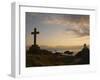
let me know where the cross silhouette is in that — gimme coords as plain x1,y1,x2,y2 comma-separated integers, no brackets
31,28,39,46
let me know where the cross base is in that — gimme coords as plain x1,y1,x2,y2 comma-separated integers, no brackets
28,44,40,54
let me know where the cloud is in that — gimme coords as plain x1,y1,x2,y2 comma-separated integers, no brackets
65,22,89,37
43,14,89,37
26,13,89,37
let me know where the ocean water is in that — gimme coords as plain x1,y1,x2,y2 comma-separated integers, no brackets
40,46,83,56
26,45,87,56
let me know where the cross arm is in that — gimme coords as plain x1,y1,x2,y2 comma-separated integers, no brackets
31,32,39,34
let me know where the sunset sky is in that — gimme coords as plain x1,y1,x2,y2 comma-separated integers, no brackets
26,12,89,52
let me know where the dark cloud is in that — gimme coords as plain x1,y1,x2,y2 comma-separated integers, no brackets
64,15,89,37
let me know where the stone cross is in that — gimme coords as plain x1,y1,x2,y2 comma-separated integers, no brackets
31,28,39,46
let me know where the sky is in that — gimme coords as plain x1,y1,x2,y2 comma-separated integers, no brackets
26,12,89,52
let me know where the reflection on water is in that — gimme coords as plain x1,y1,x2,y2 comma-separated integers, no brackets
41,48,79,54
